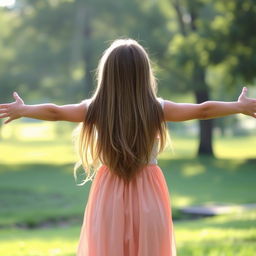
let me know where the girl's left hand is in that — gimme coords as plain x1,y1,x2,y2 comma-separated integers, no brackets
238,87,256,118
0,92,25,124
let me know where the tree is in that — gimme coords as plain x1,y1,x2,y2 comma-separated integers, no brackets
0,0,169,103
166,0,214,155
159,0,256,156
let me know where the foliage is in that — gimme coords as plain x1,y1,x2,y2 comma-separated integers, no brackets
0,0,169,104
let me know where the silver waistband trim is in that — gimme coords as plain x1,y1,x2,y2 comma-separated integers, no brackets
147,158,157,164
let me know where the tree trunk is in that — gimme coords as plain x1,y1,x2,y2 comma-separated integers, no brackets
171,0,214,156
172,0,187,36
188,3,214,156
195,89,214,156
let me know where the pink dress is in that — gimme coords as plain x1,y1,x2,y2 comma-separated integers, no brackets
76,98,176,256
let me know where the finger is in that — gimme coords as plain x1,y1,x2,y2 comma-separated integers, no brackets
0,113,9,118
13,91,19,100
0,104,10,109
3,118,13,124
0,109,7,113
242,86,248,96
13,91,23,103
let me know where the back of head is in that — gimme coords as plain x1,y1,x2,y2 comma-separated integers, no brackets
74,39,168,185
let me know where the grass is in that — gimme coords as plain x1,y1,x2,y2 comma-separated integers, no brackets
1,120,256,164
0,158,255,228
161,133,256,159
175,209,256,256
0,163,89,227
162,157,256,207
0,225,79,256
0,210,255,256
0,121,256,255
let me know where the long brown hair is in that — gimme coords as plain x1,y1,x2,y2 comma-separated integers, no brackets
73,39,170,185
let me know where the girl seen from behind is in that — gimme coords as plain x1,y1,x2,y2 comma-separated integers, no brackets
1,39,256,256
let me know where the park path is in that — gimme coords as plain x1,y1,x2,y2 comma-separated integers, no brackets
181,203,256,216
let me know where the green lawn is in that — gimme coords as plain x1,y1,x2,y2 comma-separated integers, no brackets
175,209,256,256
0,210,255,256
0,158,255,228
0,122,255,255
0,163,90,228
1,120,256,164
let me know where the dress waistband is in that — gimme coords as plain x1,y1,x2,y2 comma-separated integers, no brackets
101,163,158,169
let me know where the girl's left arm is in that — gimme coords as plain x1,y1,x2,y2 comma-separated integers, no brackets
0,92,88,124
163,87,256,122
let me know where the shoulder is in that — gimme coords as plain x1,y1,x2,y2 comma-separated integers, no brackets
156,97,165,109
68,98,93,122
81,98,93,106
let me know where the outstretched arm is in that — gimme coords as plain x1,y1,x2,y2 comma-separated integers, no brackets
0,92,88,124
163,87,256,122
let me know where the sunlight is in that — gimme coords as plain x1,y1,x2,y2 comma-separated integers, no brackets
182,164,205,177
172,195,193,207
0,0,16,7
2,122,56,140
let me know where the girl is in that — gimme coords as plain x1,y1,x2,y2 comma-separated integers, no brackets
0,39,256,256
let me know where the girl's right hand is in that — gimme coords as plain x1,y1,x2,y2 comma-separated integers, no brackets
0,92,25,124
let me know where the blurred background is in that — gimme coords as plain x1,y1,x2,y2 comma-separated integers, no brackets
0,0,256,255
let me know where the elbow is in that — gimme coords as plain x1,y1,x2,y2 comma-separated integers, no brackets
199,102,211,120
50,104,60,121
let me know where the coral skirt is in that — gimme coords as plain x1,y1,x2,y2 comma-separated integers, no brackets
76,164,176,256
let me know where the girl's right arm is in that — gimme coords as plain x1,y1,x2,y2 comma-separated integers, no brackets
163,87,256,122
0,92,89,124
